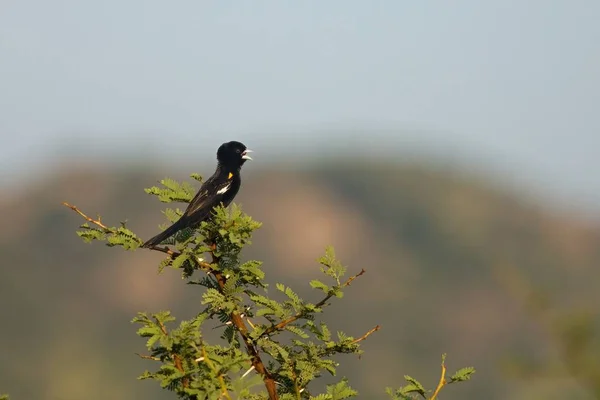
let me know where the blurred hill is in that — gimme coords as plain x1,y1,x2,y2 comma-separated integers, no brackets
1,161,599,400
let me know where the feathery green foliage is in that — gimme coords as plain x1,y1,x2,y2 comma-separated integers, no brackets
64,172,474,399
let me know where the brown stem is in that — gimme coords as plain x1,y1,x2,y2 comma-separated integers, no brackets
148,244,180,258
262,269,366,336
136,353,161,361
154,316,168,335
63,202,113,232
351,325,381,344
429,357,447,400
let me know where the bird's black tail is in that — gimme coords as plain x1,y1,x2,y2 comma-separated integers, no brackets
142,220,183,248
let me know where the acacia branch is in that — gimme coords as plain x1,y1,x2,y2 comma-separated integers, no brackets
64,201,278,397
210,247,279,400
63,202,113,232
62,203,233,279
148,244,180,258
316,324,381,358
429,356,447,400
351,325,381,344
136,353,161,361
154,316,168,336
262,269,366,336
62,202,185,258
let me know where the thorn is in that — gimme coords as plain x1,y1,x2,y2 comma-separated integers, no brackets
241,365,255,378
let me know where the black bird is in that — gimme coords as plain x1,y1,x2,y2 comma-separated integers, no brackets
142,141,252,248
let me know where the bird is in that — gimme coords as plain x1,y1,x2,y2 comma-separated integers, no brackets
142,141,252,248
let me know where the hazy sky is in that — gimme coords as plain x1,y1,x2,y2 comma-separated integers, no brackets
1,1,599,215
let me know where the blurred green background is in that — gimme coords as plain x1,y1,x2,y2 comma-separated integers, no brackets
2,2,600,399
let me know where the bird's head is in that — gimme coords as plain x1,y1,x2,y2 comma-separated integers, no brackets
217,141,253,169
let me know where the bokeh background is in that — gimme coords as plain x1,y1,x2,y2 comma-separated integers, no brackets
2,2,600,399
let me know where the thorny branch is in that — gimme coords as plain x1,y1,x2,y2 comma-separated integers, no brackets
62,202,233,391
63,201,377,400
351,325,381,345
430,356,447,400
62,202,112,231
136,353,160,361
209,246,280,400
62,202,181,258
262,269,367,337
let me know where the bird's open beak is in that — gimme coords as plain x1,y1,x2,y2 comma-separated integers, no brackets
242,149,253,160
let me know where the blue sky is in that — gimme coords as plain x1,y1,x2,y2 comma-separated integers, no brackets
1,1,599,216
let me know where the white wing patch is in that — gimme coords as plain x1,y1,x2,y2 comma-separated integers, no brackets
217,183,231,195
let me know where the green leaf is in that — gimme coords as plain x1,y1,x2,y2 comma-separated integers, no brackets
158,257,172,274
144,178,195,203
310,395,332,400
202,288,226,308
326,378,358,399
171,253,191,270
310,279,330,293
310,394,332,400
137,326,159,337
449,366,476,382
398,383,424,395
190,172,203,182
318,246,347,284
163,207,183,223
285,325,309,339
399,375,426,397
250,294,286,319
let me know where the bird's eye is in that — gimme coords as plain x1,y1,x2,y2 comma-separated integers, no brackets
236,149,241,153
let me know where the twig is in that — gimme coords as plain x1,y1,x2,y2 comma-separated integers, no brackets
173,355,187,388
148,244,180,258
136,353,161,361
429,356,447,400
315,324,381,359
262,269,367,336
62,203,226,280
202,346,232,400
351,325,381,344
62,202,188,259
63,202,113,232
154,316,168,336
344,268,366,286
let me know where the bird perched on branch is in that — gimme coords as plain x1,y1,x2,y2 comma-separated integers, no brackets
142,141,252,248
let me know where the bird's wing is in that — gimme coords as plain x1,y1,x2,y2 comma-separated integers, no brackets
182,176,231,218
